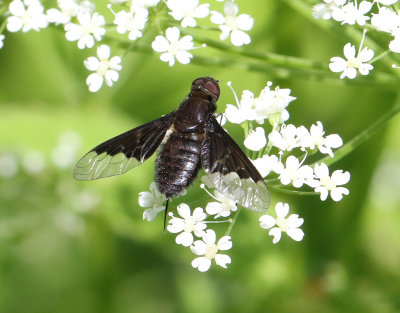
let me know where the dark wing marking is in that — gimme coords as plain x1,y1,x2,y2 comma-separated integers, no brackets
73,112,175,180
201,116,270,212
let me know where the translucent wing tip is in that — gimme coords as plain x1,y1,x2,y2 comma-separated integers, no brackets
207,171,270,213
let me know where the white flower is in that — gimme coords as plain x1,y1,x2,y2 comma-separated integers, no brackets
131,0,160,10
225,89,257,124
84,44,122,92
0,35,5,49
51,130,81,168
389,34,400,53
47,0,94,25
112,7,148,40
375,0,398,5
191,229,232,272
259,202,304,244
276,155,317,188
371,6,399,34
225,82,295,125
64,12,106,49
205,189,237,218
151,27,194,66
244,127,267,151
303,121,343,157
332,0,372,26
167,203,207,246
0,153,18,178
268,124,309,151
7,0,48,33
22,150,45,174
253,83,296,125
139,182,166,221
329,42,374,79
110,0,129,3
252,154,281,178
314,163,350,201
312,0,346,20
210,0,253,46
167,0,209,28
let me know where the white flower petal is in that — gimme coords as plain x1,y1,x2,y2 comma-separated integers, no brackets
315,186,329,201
176,232,194,246
330,187,349,201
343,43,356,59
165,26,180,42
86,73,103,92
331,170,350,185
215,254,231,268
287,214,304,228
177,203,191,218
167,218,185,233
192,257,211,272
275,202,289,218
190,240,207,255
269,227,282,244
259,214,276,229
151,36,169,52
143,206,165,221
287,228,304,241
97,44,110,59
217,236,232,250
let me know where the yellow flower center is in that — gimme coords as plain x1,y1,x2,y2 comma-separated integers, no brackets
97,59,110,76
320,176,336,191
276,216,289,232
205,243,219,259
346,57,362,69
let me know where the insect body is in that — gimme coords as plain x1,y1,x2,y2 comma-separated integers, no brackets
73,77,269,212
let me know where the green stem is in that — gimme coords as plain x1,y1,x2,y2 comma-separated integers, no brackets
191,55,400,90
370,50,390,64
103,35,400,90
268,185,318,196
188,32,326,70
311,100,400,167
224,206,242,236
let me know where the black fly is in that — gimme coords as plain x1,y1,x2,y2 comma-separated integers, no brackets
73,77,269,212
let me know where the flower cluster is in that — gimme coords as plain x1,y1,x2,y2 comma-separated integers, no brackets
139,81,350,272
139,186,233,272
0,0,255,91
313,0,400,78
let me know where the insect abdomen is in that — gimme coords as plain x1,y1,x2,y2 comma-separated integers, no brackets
155,131,203,198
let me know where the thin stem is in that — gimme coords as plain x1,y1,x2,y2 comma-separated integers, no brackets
102,35,400,90
370,49,390,64
224,206,242,236
268,185,319,196
186,31,326,70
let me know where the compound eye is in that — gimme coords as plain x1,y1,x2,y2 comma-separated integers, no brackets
192,78,204,86
204,80,220,98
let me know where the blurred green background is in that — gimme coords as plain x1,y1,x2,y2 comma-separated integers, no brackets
1,1,400,313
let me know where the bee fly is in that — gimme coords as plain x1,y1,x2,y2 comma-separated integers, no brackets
73,77,270,217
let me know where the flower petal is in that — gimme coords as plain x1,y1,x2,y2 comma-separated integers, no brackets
192,257,211,272
215,254,231,268
269,227,282,244
259,214,276,229
287,228,304,241
275,202,289,218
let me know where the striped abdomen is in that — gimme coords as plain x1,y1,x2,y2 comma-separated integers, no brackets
155,131,204,198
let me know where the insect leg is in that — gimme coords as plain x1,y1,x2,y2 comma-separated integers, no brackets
163,199,170,232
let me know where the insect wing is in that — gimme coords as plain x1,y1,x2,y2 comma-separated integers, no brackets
73,112,175,180
202,117,270,212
